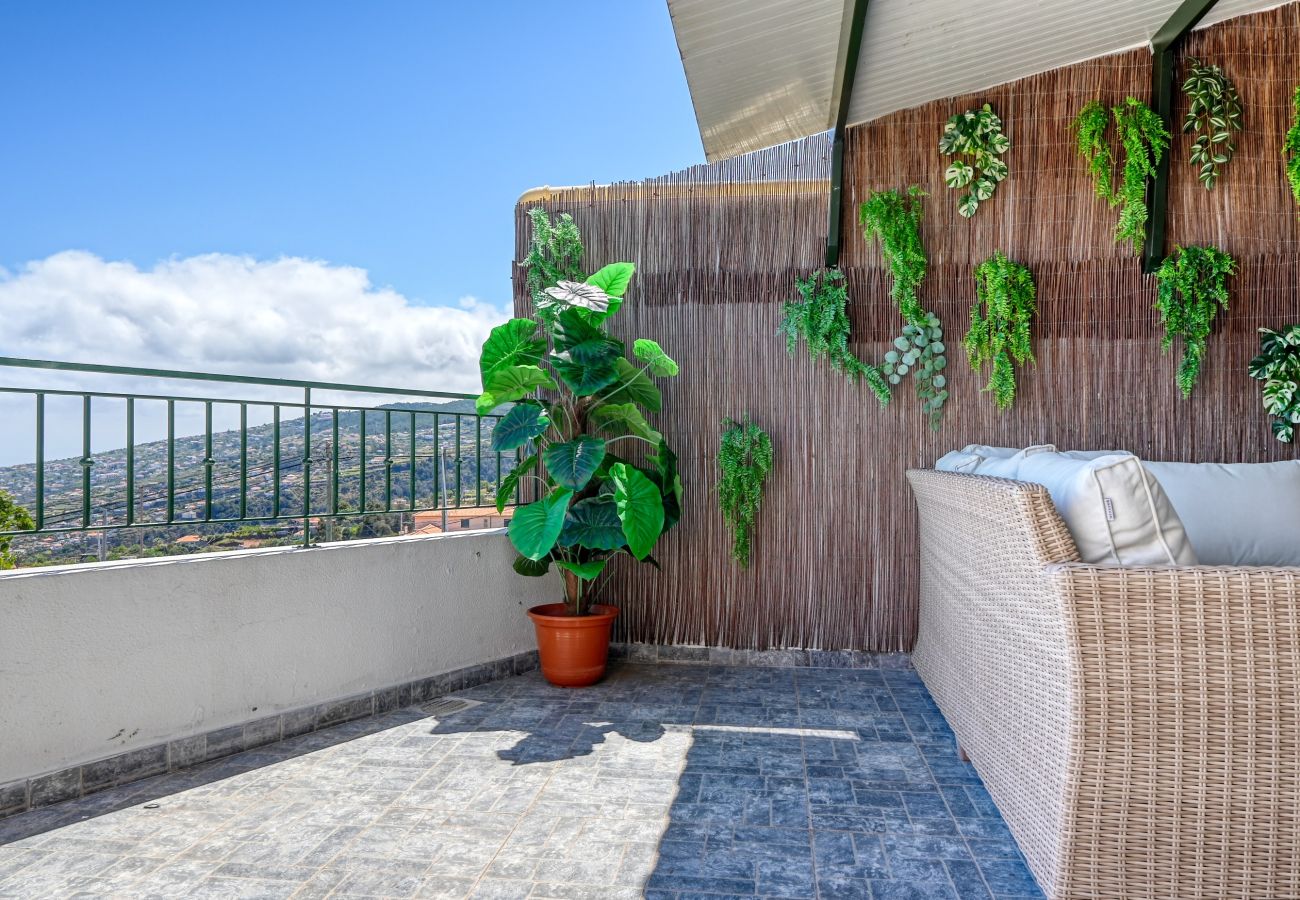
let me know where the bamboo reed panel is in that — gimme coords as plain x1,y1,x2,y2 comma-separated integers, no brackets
514,3,1300,652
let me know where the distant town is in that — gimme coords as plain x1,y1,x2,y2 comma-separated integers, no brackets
0,402,517,568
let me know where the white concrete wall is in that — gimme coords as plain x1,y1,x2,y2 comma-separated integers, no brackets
0,530,558,783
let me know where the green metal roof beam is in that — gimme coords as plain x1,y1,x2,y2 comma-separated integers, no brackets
825,0,871,268
1142,0,1222,274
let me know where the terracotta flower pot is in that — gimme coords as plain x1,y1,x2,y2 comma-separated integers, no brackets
527,603,619,687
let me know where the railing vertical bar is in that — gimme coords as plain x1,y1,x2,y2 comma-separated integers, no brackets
166,400,175,523
81,394,92,529
433,414,441,508
239,404,248,520
384,409,393,513
203,401,213,521
359,408,367,513
408,411,417,514
454,415,462,508
494,425,502,511
125,398,135,526
515,446,522,506
331,408,339,516
302,387,311,546
475,416,483,507
35,393,45,530
273,406,281,518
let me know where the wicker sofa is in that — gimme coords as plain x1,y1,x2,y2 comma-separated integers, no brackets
907,469,1300,900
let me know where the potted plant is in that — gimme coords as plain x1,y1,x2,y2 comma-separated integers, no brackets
476,209,682,686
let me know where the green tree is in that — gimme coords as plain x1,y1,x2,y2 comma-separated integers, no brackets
0,490,35,569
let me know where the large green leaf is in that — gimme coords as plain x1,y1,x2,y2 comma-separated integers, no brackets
648,439,683,531
559,497,625,550
610,463,664,561
477,365,558,414
555,558,608,581
513,554,552,577
480,319,545,382
495,453,537,513
590,402,661,443
542,437,607,491
550,353,619,396
599,358,661,412
490,402,550,452
587,262,635,298
552,307,604,351
633,339,679,377
507,488,572,560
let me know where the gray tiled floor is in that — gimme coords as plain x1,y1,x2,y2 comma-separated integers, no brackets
0,663,1042,899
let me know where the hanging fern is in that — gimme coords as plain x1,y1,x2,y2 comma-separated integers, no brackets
717,416,773,568
881,313,949,430
1153,245,1236,398
780,268,890,404
859,186,928,326
1114,98,1171,253
1285,85,1300,215
1182,57,1243,189
965,251,1037,411
1071,97,1170,254
1073,101,1117,203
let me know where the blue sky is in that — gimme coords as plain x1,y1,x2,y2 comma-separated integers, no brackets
0,1,705,464
0,1,703,308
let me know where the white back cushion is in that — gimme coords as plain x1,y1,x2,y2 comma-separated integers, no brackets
936,444,1054,479
1143,460,1300,567
1012,452,1198,566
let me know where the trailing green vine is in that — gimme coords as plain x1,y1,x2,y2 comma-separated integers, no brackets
939,103,1011,218
1285,85,1300,215
523,208,585,324
965,251,1037,411
1182,58,1243,189
859,186,928,326
1248,325,1300,443
1153,245,1236,398
717,416,773,568
781,268,891,404
881,313,949,430
1071,97,1171,254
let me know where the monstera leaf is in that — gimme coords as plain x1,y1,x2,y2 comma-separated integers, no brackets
591,402,661,443
495,453,537,513
559,497,625,551
600,358,661,412
480,319,546,381
610,463,664,561
540,280,612,313
633,339,679,377
543,437,607,491
507,488,572,560
555,558,608,581
490,402,550,452
477,365,557,414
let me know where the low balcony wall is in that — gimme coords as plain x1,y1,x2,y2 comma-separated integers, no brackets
0,530,555,790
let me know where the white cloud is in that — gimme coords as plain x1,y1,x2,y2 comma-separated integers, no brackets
0,250,508,393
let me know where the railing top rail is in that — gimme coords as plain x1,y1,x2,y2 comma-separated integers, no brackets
0,357,476,401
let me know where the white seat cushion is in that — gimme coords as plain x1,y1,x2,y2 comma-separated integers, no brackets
1143,460,1300,567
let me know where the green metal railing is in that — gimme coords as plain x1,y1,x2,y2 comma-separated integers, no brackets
0,357,518,549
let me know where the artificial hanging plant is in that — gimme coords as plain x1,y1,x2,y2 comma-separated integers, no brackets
965,251,1037,411
1249,325,1300,443
859,186,928,326
781,268,891,404
480,208,683,616
1285,85,1300,215
1152,244,1236,398
939,103,1011,218
717,416,774,568
859,186,949,427
1181,58,1243,189
1071,98,1171,254
881,314,949,430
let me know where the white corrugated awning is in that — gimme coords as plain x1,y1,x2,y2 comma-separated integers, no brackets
668,0,1285,162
